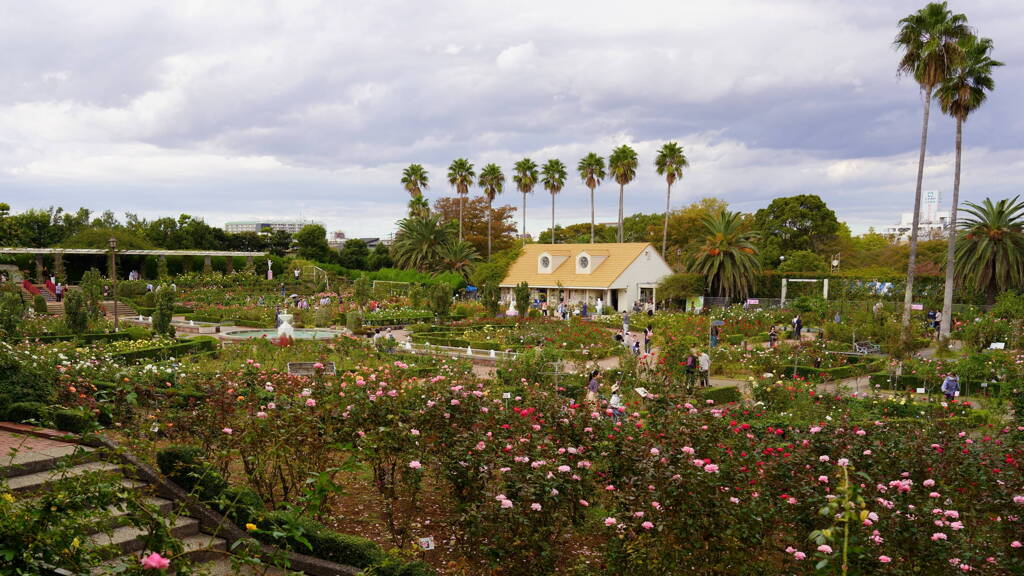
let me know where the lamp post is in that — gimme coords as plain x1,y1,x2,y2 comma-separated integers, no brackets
108,237,119,332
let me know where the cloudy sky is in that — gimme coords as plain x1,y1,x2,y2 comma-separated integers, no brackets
2,0,1022,238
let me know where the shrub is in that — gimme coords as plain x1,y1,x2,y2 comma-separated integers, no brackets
4,401,45,423
156,445,228,502
63,289,89,334
428,283,453,318
365,554,436,576
217,485,266,526
698,386,742,405
346,311,363,332
120,326,153,340
0,289,26,336
513,282,530,317
152,287,176,337
263,509,384,568
52,408,95,433
33,294,49,315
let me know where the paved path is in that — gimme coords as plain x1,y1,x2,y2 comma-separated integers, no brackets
0,425,82,471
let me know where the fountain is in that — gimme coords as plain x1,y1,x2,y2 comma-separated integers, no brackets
277,313,295,340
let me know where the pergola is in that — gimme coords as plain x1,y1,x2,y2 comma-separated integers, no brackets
0,247,267,281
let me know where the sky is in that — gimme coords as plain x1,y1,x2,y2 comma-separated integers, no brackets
1,0,1023,239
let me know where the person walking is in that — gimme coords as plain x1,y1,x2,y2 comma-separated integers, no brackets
768,325,778,348
643,324,653,354
684,348,698,392
792,314,803,341
585,370,601,408
698,350,711,388
941,373,960,403
55,282,63,302
710,324,720,348
622,310,630,334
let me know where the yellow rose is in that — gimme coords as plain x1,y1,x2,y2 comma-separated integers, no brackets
245,523,258,532
1,493,14,503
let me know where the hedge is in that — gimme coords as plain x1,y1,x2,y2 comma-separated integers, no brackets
3,401,45,423
698,386,742,405
23,332,132,344
109,336,219,363
52,408,95,433
263,510,384,569
867,372,999,396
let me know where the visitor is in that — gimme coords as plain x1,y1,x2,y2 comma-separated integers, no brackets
684,348,698,391
585,370,601,407
632,339,641,356
279,283,286,298
698,350,710,388
275,305,282,328
103,285,110,298
582,302,589,318
623,310,630,334
608,383,624,423
257,295,265,306
833,311,841,324
0,271,7,283
622,330,632,351
643,324,653,354
146,283,153,292
926,309,936,329
792,314,803,340
872,301,884,319
55,282,63,302
596,298,603,316
710,324,720,348
934,311,943,339
541,300,548,316
294,268,300,280
768,325,778,348
941,373,960,402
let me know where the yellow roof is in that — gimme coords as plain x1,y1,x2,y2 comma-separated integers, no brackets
500,243,653,289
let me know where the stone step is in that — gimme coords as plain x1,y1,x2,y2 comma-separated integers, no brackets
89,533,229,575
0,443,96,479
6,461,123,493
88,515,200,557
199,557,292,575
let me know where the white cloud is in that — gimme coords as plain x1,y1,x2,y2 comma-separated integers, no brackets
496,42,537,70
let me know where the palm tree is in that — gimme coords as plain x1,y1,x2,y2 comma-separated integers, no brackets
392,213,456,272
954,196,1024,303
477,163,506,258
435,238,479,279
541,159,568,244
447,158,476,241
687,210,761,299
608,145,638,243
512,158,539,243
401,164,430,217
935,35,1002,340
894,1,971,338
577,153,606,243
655,142,689,256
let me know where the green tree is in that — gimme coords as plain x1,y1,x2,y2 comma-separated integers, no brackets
654,142,689,256
434,239,478,279
577,153,607,243
664,198,730,268
434,196,518,257
936,35,1003,339
152,287,176,337
954,197,1024,303
294,224,332,263
367,243,393,271
447,159,476,241
608,145,639,243
480,282,500,317
777,250,827,274
541,159,567,244
338,239,370,270
894,1,970,335
429,282,453,318
514,282,530,318
402,163,430,217
79,268,103,321
513,158,539,242
62,290,88,334
687,210,761,299
392,214,456,272
477,163,506,257
267,230,293,256
0,290,25,337
754,195,839,263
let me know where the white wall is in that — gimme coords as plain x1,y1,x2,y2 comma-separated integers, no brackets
609,246,673,312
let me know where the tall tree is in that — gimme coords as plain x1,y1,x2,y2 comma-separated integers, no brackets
753,194,840,265
293,224,332,263
936,35,1002,340
894,1,970,338
608,145,638,243
687,210,761,299
954,197,1024,303
402,163,430,217
540,159,568,244
477,163,506,258
433,196,518,257
577,153,606,243
512,158,539,243
654,142,689,256
392,213,457,272
447,158,476,241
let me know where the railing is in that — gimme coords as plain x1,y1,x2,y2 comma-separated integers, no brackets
304,265,330,290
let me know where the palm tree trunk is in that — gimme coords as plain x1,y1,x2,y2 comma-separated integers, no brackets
617,184,624,243
487,199,493,258
662,182,672,256
551,194,556,244
590,186,595,243
939,116,963,342
459,194,464,242
901,86,934,341
522,193,527,244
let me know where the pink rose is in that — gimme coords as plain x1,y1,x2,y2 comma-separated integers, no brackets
604,517,617,526
793,551,806,560
531,502,542,511
500,499,513,509
578,499,589,507
817,545,833,554
879,556,891,563
641,521,654,530
140,552,170,570
408,460,422,470
305,398,316,407
222,427,233,435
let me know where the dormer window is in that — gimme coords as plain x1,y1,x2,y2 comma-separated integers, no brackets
540,255,551,268
579,256,589,269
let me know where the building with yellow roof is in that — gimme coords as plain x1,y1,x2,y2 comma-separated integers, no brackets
499,243,673,313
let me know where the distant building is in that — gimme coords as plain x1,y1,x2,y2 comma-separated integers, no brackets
882,190,950,242
328,231,347,249
500,243,672,313
224,220,323,235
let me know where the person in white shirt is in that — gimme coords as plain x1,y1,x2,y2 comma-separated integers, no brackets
698,351,711,388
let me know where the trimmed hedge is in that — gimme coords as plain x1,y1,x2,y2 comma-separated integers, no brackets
156,445,229,503
24,332,133,344
109,336,220,363
867,372,999,396
52,408,95,433
698,386,742,405
263,510,384,569
4,401,45,423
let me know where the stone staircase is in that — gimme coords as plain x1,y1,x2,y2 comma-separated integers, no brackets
100,300,138,319
0,436,278,575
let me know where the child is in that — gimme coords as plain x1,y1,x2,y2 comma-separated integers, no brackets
608,383,624,423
